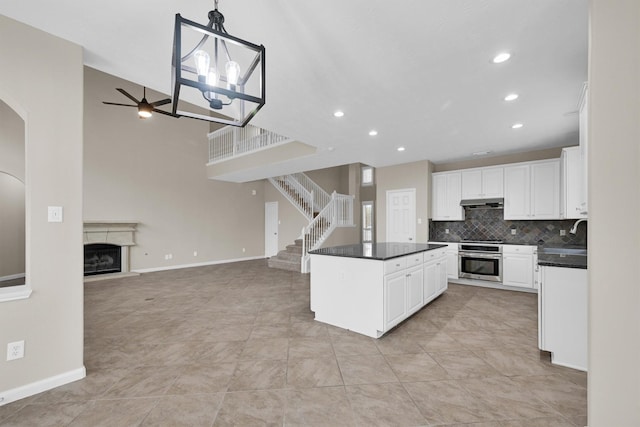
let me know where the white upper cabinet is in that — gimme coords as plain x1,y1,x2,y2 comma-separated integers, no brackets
561,146,587,219
461,167,504,199
504,160,560,220
432,171,464,221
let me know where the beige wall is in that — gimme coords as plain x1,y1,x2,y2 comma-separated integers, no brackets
588,1,640,425
83,68,266,270
432,147,566,172
376,160,430,243
0,15,84,394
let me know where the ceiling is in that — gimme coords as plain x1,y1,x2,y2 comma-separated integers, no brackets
0,0,588,181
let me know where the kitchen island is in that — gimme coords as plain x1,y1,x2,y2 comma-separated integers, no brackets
309,243,447,338
537,249,588,371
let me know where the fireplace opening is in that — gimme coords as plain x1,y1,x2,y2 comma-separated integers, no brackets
84,243,121,276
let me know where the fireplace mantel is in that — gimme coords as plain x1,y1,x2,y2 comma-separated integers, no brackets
83,221,138,246
83,221,139,279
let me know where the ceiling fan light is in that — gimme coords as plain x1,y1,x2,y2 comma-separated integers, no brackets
138,104,153,118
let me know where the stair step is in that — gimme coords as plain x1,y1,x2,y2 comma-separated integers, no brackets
286,244,302,254
267,258,300,272
276,250,301,261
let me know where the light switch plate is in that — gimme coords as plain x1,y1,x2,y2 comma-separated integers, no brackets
47,206,63,223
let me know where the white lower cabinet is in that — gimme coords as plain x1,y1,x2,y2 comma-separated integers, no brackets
383,271,407,331
406,265,424,315
424,253,447,304
502,245,536,289
538,266,588,371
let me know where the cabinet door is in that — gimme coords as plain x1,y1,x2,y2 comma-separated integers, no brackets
446,251,458,279
406,265,424,315
482,167,504,198
431,174,448,220
502,254,534,288
446,173,464,220
384,271,407,330
461,170,482,199
561,147,586,219
423,261,438,304
531,160,560,219
436,258,448,293
504,165,530,219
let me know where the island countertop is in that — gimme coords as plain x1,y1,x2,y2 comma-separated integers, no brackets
308,242,446,261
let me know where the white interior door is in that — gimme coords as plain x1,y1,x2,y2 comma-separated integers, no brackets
386,189,416,243
265,202,278,257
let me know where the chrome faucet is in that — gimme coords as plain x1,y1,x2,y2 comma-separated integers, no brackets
570,218,587,234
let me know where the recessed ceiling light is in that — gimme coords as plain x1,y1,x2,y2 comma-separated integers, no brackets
504,93,519,101
333,111,344,118
512,123,524,129
492,52,511,63
397,146,405,152
327,147,335,152
369,130,378,136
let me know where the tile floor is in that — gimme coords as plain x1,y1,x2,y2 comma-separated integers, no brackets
0,259,587,426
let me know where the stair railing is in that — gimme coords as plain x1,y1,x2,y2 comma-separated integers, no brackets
267,176,314,220
208,124,293,164
300,191,355,273
291,172,331,212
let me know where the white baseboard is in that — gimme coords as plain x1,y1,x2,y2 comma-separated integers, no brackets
448,278,538,293
133,255,266,274
0,366,86,406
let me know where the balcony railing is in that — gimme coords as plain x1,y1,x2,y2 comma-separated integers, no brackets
207,124,293,164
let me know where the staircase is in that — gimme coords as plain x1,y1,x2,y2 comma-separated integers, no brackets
267,173,354,273
267,239,303,272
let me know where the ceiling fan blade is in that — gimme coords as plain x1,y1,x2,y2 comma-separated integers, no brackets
152,108,179,117
116,88,140,104
151,98,171,107
103,102,137,107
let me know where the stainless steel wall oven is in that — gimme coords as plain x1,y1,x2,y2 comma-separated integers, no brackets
458,241,502,282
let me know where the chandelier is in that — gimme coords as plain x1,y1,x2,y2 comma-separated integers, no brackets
171,0,265,127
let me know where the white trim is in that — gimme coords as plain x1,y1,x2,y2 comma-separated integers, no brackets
0,285,32,303
448,278,538,294
0,366,86,406
133,255,265,274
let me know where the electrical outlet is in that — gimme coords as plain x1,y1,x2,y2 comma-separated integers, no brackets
193,251,198,257
168,254,173,260
47,206,63,223
242,248,246,253
511,229,517,235
7,341,24,361
445,229,449,234
560,230,567,236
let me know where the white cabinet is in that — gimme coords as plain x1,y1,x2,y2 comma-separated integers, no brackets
504,160,560,220
406,265,424,315
461,167,504,199
423,249,447,304
538,266,588,371
502,245,536,289
429,241,458,280
383,271,407,331
561,147,587,219
432,172,464,221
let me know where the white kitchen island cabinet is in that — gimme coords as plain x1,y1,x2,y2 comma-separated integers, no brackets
310,243,447,338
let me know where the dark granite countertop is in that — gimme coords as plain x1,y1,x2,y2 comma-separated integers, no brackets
309,243,446,261
538,253,587,269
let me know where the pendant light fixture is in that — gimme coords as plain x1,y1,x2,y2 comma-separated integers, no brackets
171,0,265,127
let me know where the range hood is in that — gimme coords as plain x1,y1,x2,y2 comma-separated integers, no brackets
460,197,504,208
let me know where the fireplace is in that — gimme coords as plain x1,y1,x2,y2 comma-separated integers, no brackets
83,221,138,279
84,244,121,276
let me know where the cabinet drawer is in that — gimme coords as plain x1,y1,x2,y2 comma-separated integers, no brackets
406,253,424,268
384,257,407,275
503,245,536,255
424,249,446,262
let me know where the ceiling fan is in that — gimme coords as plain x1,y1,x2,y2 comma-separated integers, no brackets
103,87,175,119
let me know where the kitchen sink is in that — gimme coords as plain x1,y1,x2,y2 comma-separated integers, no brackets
540,247,588,256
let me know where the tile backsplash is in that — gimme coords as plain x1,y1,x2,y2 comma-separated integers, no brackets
429,207,587,246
